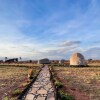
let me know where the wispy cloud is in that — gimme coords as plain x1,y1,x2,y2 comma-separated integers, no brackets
83,47,100,59
59,41,81,47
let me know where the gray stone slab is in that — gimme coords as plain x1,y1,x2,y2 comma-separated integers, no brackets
47,93,55,100
37,89,47,95
25,94,35,100
25,66,55,100
36,96,46,100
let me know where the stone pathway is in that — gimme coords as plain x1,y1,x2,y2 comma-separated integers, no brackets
25,66,55,100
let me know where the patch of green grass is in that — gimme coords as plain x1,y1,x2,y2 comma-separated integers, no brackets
55,81,63,88
2,97,9,100
59,90,74,100
52,72,63,88
53,77,56,81
12,89,22,96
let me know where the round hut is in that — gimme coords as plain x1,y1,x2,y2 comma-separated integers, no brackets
38,58,50,64
59,59,65,64
70,53,86,67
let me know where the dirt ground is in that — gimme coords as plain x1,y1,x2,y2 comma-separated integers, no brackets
52,66,100,100
0,66,40,100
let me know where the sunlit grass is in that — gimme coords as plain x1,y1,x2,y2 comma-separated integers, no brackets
0,65,40,100
53,66,100,99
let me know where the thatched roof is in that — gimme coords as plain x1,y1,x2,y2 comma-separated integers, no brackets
38,58,50,64
70,53,86,66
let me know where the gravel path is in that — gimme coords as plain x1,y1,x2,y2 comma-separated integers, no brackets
25,66,55,100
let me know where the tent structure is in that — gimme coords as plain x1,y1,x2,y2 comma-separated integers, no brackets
38,58,50,64
70,53,86,66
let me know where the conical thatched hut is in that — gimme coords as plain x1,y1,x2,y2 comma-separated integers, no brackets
70,53,86,67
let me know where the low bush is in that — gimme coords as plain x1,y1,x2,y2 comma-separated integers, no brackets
2,97,9,100
12,89,22,96
55,81,63,88
58,90,74,100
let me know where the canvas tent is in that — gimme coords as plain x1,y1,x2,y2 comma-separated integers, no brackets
38,58,50,64
70,53,86,66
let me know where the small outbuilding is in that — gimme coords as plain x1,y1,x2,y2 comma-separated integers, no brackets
59,59,65,64
5,58,18,63
70,53,86,67
38,58,50,64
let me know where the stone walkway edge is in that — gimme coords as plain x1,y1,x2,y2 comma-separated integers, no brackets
24,66,56,100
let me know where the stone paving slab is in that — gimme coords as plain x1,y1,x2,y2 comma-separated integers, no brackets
25,66,55,100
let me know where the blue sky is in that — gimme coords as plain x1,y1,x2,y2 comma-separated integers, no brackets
0,0,100,60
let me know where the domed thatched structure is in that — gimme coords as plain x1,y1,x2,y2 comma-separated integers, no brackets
38,58,50,64
70,53,86,67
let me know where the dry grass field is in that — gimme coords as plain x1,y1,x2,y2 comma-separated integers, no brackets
0,65,40,100
52,66,100,100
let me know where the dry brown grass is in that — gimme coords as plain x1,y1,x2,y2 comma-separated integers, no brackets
0,65,40,100
53,66,100,100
